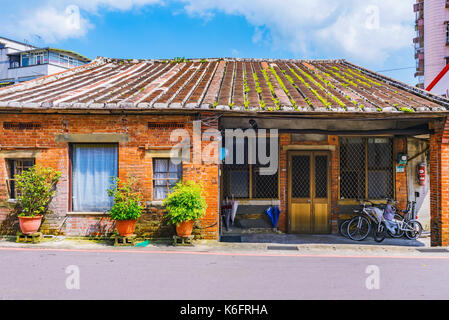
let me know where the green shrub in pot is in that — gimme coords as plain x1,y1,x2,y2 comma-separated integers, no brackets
14,165,61,234
163,181,207,226
108,176,144,237
108,176,144,221
14,165,61,217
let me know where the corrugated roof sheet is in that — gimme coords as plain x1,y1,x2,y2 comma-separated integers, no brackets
0,57,448,113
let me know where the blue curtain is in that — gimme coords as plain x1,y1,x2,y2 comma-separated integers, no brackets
72,144,118,212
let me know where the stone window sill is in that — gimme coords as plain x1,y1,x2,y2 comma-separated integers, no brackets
67,212,110,216
146,201,165,208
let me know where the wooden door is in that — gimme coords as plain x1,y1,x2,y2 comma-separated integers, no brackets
288,151,331,234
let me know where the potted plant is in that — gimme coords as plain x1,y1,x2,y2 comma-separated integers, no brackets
14,165,61,234
163,181,207,237
108,176,144,237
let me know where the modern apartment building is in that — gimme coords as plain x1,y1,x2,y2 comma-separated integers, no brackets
414,0,449,94
0,36,91,87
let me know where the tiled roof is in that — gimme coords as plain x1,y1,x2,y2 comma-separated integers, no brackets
0,57,448,113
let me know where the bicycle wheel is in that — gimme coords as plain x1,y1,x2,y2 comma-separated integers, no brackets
339,219,350,238
347,216,371,241
387,214,405,238
405,221,423,240
373,223,386,243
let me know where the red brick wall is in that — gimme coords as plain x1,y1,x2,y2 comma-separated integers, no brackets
429,118,449,246
0,113,219,239
278,133,290,232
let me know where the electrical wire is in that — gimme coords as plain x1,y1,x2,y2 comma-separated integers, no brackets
377,62,448,73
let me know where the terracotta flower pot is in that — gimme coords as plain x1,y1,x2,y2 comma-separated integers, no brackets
115,220,137,237
176,220,195,237
18,215,43,235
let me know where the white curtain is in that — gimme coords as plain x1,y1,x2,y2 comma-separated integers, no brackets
153,159,168,200
153,159,181,200
72,144,118,212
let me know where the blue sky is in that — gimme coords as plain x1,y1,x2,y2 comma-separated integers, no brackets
2,0,417,85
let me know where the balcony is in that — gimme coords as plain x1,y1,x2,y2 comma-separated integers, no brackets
414,2,424,12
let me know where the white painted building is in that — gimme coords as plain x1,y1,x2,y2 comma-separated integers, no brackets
0,36,91,87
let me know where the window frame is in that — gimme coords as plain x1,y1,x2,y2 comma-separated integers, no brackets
338,136,395,203
6,158,36,200
152,158,183,201
446,22,449,45
221,134,280,200
68,143,119,213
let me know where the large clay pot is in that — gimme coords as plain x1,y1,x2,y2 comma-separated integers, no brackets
18,216,43,235
115,220,137,237
176,220,195,237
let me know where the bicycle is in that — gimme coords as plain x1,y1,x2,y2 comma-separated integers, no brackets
346,199,398,241
346,200,382,241
339,219,351,238
341,198,397,240
374,201,422,242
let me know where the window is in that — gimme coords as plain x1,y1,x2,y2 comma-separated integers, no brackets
20,51,48,67
153,158,182,200
340,137,394,200
9,55,20,69
48,52,83,68
71,144,118,212
22,55,29,67
446,22,449,45
222,135,279,199
6,159,35,199
60,55,69,67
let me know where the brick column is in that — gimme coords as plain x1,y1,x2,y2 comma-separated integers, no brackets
394,136,408,211
278,133,291,233
430,117,449,246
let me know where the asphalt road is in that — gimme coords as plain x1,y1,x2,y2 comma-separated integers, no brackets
0,247,448,300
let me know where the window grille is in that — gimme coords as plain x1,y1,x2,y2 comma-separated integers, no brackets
6,159,35,199
291,155,310,198
148,122,185,129
3,122,41,130
340,137,394,200
222,135,278,199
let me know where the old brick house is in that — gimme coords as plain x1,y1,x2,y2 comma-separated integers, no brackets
1,57,449,246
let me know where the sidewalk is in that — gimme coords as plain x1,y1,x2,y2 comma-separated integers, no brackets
0,232,445,258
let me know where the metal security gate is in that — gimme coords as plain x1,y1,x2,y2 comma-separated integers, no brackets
288,151,331,234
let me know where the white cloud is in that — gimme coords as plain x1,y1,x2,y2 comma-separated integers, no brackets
2,0,415,63
14,5,92,43
2,0,164,43
180,0,415,63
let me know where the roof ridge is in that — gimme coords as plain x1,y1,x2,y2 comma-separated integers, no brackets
94,56,347,64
